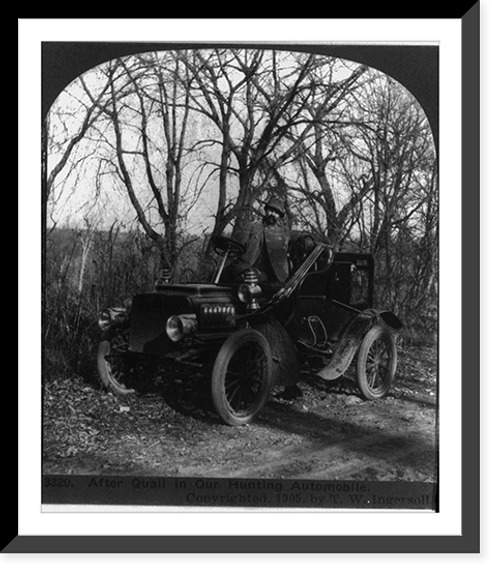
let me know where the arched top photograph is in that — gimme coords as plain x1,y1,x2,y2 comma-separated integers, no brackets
42,42,439,511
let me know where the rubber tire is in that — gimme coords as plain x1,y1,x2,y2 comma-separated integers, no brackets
97,336,136,396
253,317,299,389
212,329,273,426
356,325,397,400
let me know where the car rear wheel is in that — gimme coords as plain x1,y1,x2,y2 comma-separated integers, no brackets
356,325,397,400
212,329,273,426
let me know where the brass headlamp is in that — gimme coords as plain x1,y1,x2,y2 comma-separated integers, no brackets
237,268,262,310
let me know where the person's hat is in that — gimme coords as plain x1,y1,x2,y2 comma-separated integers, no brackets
265,196,286,217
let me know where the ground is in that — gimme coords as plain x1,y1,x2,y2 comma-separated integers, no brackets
42,344,438,483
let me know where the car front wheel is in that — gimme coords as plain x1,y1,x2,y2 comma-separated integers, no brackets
356,325,397,400
212,329,273,426
97,329,138,396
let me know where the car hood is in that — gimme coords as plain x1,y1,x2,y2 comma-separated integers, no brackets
154,283,234,297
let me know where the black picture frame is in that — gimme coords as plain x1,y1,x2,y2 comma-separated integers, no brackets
11,8,480,554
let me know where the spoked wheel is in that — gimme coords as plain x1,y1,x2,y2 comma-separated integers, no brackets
356,325,397,400
97,328,149,396
212,329,273,426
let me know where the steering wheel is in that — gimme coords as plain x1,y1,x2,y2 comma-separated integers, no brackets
212,235,246,257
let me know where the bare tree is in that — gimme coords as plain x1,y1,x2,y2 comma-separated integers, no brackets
43,70,116,234
336,72,438,323
71,53,199,272
178,50,370,247
46,49,437,326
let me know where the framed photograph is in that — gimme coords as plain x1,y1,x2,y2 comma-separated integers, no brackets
12,10,479,554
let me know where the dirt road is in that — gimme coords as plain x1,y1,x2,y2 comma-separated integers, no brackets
42,345,437,484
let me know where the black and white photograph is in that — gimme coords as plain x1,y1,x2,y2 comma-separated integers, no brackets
40,40,440,512
42,38,439,510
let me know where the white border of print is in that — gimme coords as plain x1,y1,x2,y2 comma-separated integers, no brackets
19,18,461,537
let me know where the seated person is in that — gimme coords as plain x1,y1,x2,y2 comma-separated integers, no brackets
222,196,291,283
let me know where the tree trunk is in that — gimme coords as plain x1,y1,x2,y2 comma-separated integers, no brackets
78,233,93,296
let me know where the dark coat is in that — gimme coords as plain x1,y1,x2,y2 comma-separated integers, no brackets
225,219,291,282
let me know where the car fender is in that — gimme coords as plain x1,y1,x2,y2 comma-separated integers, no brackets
98,306,130,341
317,309,397,381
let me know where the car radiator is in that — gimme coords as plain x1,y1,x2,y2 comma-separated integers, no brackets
129,294,191,355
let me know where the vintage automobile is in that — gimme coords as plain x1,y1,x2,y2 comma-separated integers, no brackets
97,234,402,426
